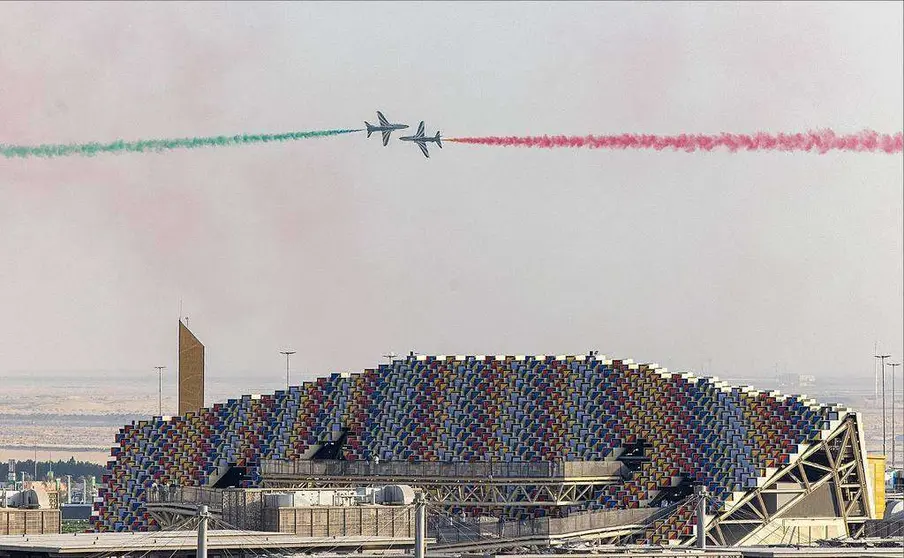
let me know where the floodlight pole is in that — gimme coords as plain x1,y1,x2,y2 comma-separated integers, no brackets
891,363,902,471
280,350,296,390
878,354,891,456
154,366,166,416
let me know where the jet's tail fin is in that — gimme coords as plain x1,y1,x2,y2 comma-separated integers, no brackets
365,122,374,138
435,132,442,148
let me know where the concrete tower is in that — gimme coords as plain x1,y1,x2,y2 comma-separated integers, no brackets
178,320,205,415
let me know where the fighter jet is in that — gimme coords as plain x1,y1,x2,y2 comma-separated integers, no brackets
399,121,442,158
364,111,409,146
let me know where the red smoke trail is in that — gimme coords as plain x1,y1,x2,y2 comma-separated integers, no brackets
446,129,903,154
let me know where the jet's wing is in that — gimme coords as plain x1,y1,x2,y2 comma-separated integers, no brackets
416,121,425,137
417,141,430,158
381,130,392,146
377,111,389,126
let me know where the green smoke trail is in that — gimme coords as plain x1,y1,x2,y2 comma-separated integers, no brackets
0,128,363,159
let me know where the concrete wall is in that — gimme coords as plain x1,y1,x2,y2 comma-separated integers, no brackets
0,509,61,535
262,505,414,538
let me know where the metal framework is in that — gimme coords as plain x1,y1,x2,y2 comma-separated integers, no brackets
146,486,225,530
428,505,675,552
691,414,872,547
147,502,221,531
148,414,871,552
260,460,624,509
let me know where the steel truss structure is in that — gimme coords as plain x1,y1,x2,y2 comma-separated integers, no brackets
689,414,873,547
147,502,221,530
148,413,871,552
261,468,623,509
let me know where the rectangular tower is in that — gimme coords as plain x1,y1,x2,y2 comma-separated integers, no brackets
178,320,205,415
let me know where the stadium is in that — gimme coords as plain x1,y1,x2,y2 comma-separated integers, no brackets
95,352,873,548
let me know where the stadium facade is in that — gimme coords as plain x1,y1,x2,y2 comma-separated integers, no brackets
96,354,873,545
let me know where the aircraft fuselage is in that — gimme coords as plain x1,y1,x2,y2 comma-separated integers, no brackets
371,124,408,132
400,135,439,143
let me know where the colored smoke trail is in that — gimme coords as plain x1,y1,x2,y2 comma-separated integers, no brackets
446,129,903,154
0,128,363,159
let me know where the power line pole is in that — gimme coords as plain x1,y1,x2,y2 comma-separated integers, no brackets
877,354,891,456
280,350,296,390
154,366,166,416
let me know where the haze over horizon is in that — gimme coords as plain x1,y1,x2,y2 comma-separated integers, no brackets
1,2,902,391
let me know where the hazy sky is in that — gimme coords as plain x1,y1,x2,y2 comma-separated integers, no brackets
1,2,901,398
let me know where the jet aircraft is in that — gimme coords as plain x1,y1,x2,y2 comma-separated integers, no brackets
364,111,409,146
399,121,442,158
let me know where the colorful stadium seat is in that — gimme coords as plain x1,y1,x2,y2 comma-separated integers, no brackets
95,354,830,542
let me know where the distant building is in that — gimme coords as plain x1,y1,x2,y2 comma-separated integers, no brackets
0,485,61,535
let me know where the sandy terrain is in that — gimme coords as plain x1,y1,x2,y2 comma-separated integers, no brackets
0,371,891,466
0,372,283,464
0,447,112,465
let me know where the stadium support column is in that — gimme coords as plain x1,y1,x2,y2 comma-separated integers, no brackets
197,505,209,558
695,485,708,550
414,491,426,558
